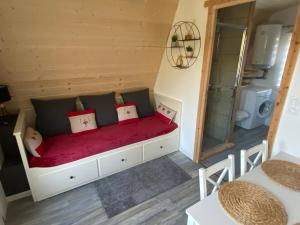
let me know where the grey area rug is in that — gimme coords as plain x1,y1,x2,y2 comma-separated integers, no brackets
95,156,191,218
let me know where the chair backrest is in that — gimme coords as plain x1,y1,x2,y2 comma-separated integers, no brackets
199,154,235,200
240,140,268,176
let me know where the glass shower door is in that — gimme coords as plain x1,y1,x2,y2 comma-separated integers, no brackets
202,21,248,153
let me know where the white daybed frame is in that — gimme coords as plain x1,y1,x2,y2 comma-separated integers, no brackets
13,93,182,202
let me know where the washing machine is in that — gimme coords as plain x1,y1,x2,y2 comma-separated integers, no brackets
236,86,273,130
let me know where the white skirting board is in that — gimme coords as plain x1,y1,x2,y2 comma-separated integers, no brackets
6,191,32,203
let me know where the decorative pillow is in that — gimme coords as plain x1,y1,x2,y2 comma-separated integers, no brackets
31,98,76,137
155,103,176,124
79,92,118,127
121,88,154,118
24,127,45,157
67,109,97,134
115,103,139,125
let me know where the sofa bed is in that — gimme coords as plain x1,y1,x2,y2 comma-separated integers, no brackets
13,90,181,201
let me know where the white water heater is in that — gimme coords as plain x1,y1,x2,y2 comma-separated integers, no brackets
252,24,282,69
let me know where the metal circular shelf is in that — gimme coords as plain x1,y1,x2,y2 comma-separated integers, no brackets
166,21,201,69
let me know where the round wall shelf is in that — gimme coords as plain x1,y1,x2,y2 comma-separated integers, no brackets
166,21,201,69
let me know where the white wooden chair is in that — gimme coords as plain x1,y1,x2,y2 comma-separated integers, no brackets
240,140,268,176
199,154,235,200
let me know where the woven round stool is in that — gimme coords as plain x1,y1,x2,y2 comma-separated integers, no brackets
218,181,287,225
262,160,300,192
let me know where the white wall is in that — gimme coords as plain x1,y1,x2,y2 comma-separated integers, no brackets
269,0,299,157
154,0,208,159
273,53,300,158
269,5,299,26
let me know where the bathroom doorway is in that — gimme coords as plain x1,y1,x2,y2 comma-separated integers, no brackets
201,3,252,156
194,0,300,161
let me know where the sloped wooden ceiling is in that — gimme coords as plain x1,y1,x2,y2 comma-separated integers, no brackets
0,0,178,111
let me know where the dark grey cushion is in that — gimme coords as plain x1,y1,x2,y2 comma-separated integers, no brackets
31,98,76,137
79,92,118,127
121,89,154,118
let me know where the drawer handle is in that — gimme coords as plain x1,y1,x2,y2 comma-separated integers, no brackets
121,158,127,162
70,176,76,179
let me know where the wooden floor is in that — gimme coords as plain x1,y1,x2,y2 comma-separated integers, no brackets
201,125,269,176
202,125,268,154
202,134,223,151
6,152,202,225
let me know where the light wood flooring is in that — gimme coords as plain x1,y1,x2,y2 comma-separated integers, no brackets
6,152,202,225
201,125,269,175
202,125,268,154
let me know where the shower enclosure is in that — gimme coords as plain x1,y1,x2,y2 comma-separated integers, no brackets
202,3,252,153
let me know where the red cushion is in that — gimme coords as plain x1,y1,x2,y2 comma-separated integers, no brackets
67,109,96,117
115,102,139,125
155,103,176,124
67,109,98,134
24,127,45,157
29,116,178,168
155,112,172,124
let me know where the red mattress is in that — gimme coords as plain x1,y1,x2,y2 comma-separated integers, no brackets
29,116,177,168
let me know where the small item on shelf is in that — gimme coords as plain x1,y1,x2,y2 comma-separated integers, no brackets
186,46,194,58
185,30,193,40
176,55,184,67
171,34,179,47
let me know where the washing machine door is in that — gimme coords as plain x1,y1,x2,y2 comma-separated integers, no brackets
257,100,273,119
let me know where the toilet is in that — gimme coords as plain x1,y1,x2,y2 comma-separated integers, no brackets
236,110,249,122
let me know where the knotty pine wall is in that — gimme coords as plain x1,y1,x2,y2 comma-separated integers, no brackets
0,0,178,112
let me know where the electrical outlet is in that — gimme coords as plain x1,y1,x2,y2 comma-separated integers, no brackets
287,95,300,116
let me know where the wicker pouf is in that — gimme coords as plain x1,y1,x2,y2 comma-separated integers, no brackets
262,160,300,192
218,181,287,225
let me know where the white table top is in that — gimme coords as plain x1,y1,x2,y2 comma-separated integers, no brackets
186,152,300,225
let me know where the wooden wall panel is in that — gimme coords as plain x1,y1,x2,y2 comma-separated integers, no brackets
0,0,178,111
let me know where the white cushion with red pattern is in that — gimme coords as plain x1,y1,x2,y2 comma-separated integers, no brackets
115,102,139,125
67,109,97,134
155,103,176,124
24,127,45,157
